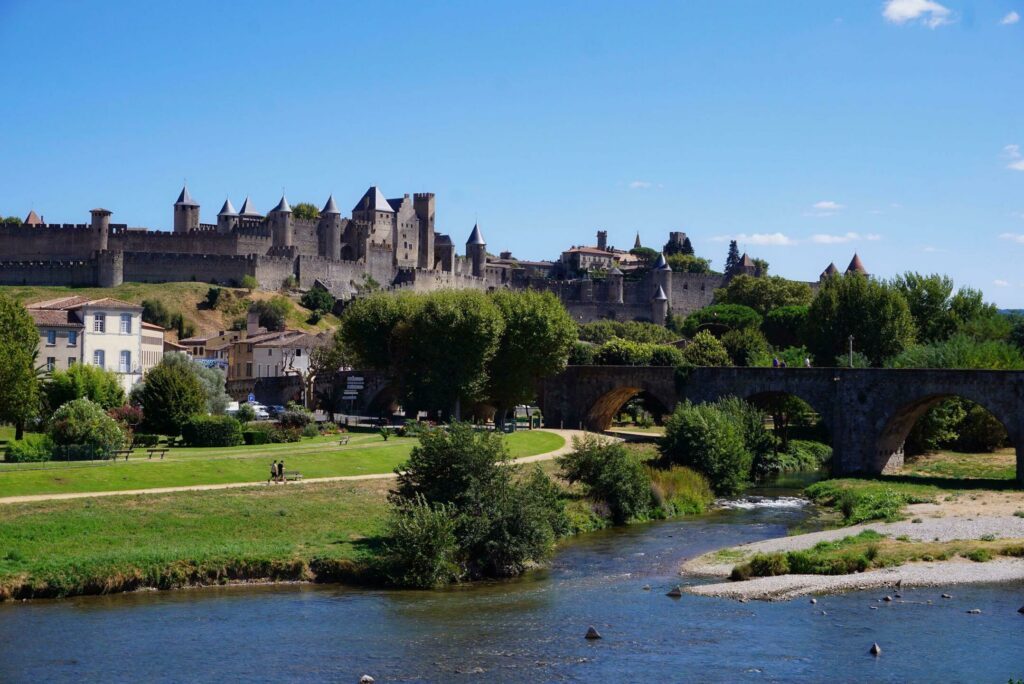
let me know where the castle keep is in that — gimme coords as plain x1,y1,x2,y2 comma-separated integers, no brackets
1,185,856,325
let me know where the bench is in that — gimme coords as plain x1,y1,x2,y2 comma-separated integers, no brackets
338,436,350,446
283,470,303,482
146,448,169,460
112,449,133,461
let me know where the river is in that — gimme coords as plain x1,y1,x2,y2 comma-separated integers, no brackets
1,487,1022,683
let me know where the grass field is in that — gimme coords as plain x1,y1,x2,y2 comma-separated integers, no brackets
902,448,1017,481
0,430,565,498
0,479,392,599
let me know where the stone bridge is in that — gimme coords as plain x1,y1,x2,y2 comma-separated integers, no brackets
537,366,1024,484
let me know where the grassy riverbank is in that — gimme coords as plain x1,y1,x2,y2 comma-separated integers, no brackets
0,430,565,498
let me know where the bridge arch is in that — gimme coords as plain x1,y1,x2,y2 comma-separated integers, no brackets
585,386,673,432
872,391,1020,477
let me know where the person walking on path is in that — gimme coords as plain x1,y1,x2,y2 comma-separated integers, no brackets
278,459,286,483
269,460,278,484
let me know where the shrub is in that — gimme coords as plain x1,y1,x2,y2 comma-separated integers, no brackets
240,275,258,292
381,496,462,588
648,344,685,367
747,552,790,576
646,465,714,516
720,328,770,367
301,423,320,438
135,361,206,435
681,304,762,337
45,363,127,411
131,433,160,448
269,427,302,443
4,433,55,462
108,405,144,429
681,330,731,367
662,401,752,495
966,548,992,563
47,398,126,458
277,408,312,429
568,341,596,365
236,403,257,423
301,288,335,315
593,338,653,366
181,415,244,447
578,320,678,345
558,435,653,524
252,297,290,331
243,429,271,445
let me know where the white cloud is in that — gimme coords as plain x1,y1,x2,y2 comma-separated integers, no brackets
999,232,1024,243
1000,10,1020,24
812,200,844,211
1005,144,1024,171
922,245,945,252
628,180,652,189
712,233,797,246
810,232,880,244
883,0,954,27
994,279,1011,287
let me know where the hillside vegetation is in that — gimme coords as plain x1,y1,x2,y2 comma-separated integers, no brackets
0,282,340,338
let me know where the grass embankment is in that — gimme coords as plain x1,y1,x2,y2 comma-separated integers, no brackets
0,430,565,498
0,282,340,336
730,529,1024,581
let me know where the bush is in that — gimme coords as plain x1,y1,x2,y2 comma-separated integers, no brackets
108,405,144,429
243,429,271,445
558,435,653,524
181,415,244,447
661,401,751,495
270,427,302,443
301,423,320,438
277,408,313,429
381,496,462,588
236,403,257,423
252,297,290,331
649,344,684,366
647,465,714,516
241,275,258,292
681,330,731,367
578,320,677,345
966,548,992,563
132,433,160,448
720,328,770,367
47,398,126,458
4,434,55,462
568,341,596,365
301,288,335,315
681,304,762,337
45,363,127,411
762,305,809,348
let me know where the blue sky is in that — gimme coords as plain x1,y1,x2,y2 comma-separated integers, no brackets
1,0,1023,306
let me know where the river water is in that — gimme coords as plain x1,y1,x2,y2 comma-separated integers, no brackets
1,490,1022,683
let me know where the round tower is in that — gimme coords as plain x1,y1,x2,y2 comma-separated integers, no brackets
466,223,486,278
173,185,200,233
217,198,238,234
651,285,668,325
653,252,673,311
318,195,342,258
90,208,111,252
269,195,293,248
608,266,624,304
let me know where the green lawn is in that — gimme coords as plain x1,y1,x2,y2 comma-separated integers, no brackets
0,479,392,599
902,448,1017,481
0,430,565,498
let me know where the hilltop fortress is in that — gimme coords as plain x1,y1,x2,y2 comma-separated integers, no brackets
1,185,861,325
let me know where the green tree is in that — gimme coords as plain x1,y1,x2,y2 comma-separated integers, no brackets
629,246,660,268
135,360,206,435
715,275,813,316
662,401,751,495
0,294,42,440
251,297,290,332
558,435,653,523
762,305,809,348
45,363,126,411
594,338,654,365
806,273,916,366
338,292,420,369
724,240,740,273
300,287,335,315
291,202,320,221
47,398,125,458
890,273,999,344
666,253,713,274
578,320,677,344
887,334,1024,370
152,352,231,414
398,290,504,416
486,290,576,418
240,275,258,292
681,330,731,366
720,327,770,367
682,304,762,337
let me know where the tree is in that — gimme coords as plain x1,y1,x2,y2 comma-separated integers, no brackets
291,202,320,221
663,235,695,257
2,216,23,225
806,273,915,366
629,246,660,269
486,290,576,418
762,305,809,348
47,398,126,458
666,253,713,274
681,330,731,366
752,258,769,276
284,336,347,410
681,236,695,256
681,304,762,337
251,297,290,332
715,275,813,316
300,287,335,315
578,320,677,345
241,275,258,292
135,360,206,435
720,328,770,367
887,334,1024,370
338,292,420,369
397,290,504,417
0,294,42,440
661,400,751,495
558,435,652,524
45,363,126,411
724,240,741,273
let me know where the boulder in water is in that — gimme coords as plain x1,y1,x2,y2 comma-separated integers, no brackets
870,643,882,656
642,585,651,591
360,677,375,684
585,627,602,640
809,598,817,604
1018,605,1024,614
966,608,982,614
883,596,893,602
941,593,952,599
666,586,683,598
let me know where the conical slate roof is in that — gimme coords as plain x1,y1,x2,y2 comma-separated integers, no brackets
821,262,839,279
653,253,671,271
238,196,261,217
321,195,340,215
353,186,394,213
218,198,237,216
739,253,755,267
846,253,867,275
608,266,624,276
467,223,486,245
271,195,292,214
652,285,668,301
24,210,42,226
634,232,642,249
175,185,198,206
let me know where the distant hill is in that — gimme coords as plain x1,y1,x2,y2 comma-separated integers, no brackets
0,282,339,340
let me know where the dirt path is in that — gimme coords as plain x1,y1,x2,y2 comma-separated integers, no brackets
0,429,592,505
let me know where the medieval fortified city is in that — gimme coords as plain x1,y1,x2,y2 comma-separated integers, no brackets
2,2,1024,683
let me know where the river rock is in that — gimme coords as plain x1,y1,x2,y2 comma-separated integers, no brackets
666,586,683,598
585,627,602,640
642,585,651,591
966,608,982,614
359,676,375,684
809,598,817,604
1018,605,1024,614
870,643,882,656
941,593,952,599
883,596,893,602
869,606,878,610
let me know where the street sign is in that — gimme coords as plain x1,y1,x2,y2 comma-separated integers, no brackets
248,393,255,403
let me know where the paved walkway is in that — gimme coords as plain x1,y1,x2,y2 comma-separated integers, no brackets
0,429,595,506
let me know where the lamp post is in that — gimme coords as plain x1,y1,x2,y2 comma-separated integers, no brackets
848,335,855,368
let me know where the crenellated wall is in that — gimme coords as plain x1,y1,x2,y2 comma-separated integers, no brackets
124,252,258,285
0,258,99,286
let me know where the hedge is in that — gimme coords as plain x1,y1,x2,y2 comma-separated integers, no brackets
181,415,244,447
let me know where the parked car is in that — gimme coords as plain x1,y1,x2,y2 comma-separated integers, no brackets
245,402,270,420
267,405,286,419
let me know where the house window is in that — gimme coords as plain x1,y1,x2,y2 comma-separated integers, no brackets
268,349,272,357
120,314,132,334
68,357,76,367
93,350,105,368
94,313,106,333
68,331,78,346
295,349,302,357
119,351,131,373
46,330,56,346
46,357,55,371
246,362,253,377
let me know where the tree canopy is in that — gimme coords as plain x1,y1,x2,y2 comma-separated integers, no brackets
891,272,998,344
134,358,207,435
715,275,813,316
666,253,713,274
681,304,762,337
291,202,320,221
0,294,42,438
46,363,126,411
